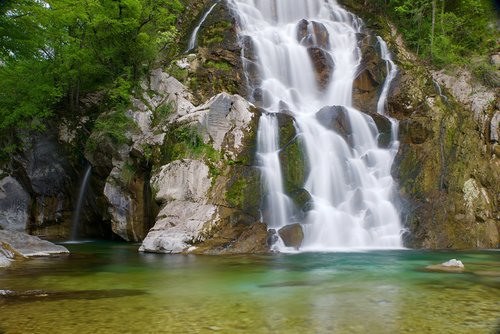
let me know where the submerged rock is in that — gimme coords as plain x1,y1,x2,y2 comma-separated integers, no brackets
425,259,465,273
278,223,304,249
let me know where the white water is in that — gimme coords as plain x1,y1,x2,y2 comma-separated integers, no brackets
230,0,403,250
71,164,92,240
185,2,219,53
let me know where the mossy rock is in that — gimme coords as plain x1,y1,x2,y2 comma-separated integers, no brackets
225,166,261,218
279,136,308,194
275,113,298,148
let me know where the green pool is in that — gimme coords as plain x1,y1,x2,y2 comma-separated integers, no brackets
0,242,499,333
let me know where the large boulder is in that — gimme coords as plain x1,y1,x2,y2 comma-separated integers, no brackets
139,201,218,253
278,223,304,249
0,175,30,232
297,19,331,50
316,105,352,142
0,230,68,257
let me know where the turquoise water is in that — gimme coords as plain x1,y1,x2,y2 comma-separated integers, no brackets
0,242,499,333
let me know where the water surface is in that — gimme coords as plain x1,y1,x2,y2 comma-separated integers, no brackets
0,242,499,333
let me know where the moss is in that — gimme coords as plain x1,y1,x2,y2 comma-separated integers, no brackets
279,138,307,194
120,162,136,185
226,179,246,208
93,110,135,145
161,125,221,166
206,60,232,71
225,166,261,215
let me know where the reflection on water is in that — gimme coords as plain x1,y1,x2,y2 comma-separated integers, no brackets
0,242,499,334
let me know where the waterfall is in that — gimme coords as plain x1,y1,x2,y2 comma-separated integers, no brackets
230,0,403,250
185,2,219,53
71,164,92,240
377,36,400,149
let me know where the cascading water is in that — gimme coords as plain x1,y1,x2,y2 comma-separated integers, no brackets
185,1,219,53
230,0,403,250
71,164,92,240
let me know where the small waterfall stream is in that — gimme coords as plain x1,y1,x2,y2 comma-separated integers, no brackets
185,1,219,53
230,0,403,250
71,164,92,240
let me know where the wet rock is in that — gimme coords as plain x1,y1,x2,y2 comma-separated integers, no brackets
0,230,68,257
267,229,279,247
276,113,297,148
316,105,351,142
308,47,335,90
278,223,304,249
363,111,393,148
297,19,331,49
289,188,313,213
0,176,30,232
190,221,269,255
279,136,308,194
103,167,152,242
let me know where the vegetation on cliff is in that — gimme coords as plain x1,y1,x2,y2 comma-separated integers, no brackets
0,0,183,159
357,0,498,85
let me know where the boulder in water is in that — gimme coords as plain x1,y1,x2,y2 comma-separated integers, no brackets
0,230,68,258
316,106,352,143
278,223,304,249
297,19,331,50
307,47,335,90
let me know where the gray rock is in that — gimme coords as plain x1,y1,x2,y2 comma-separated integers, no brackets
151,160,212,203
147,68,195,117
0,244,14,267
103,174,134,241
0,230,68,257
139,201,218,253
491,111,500,143
432,70,495,126
0,176,30,231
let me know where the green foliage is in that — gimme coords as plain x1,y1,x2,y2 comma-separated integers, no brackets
369,0,498,83
93,110,134,145
164,125,220,163
206,60,232,71
0,0,183,158
152,103,173,126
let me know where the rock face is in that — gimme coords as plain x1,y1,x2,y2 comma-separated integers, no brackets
1,130,86,239
0,230,68,258
0,176,30,232
384,26,500,249
140,90,267,254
